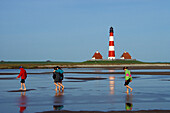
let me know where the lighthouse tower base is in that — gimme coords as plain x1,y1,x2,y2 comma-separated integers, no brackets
108,57,115,60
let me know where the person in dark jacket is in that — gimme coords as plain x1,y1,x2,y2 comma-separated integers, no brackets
16,66,27,90
53,66,64,91
53,71,60,91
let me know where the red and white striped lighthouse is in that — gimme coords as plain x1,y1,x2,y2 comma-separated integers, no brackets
108,27,115,59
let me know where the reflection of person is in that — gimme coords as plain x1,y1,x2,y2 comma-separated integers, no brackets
53,105,64,111
125,94,133,111
123,67,133,94
53,90,64,111
19,92,27,113
16,66,27,90
53,66,64,91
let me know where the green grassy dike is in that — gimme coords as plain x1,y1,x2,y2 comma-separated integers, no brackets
0,61,79,69
83,60,144,64
0,60,170,69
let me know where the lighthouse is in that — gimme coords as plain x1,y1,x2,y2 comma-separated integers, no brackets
108,27,115,59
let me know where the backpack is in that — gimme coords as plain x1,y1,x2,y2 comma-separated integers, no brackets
59,73,64,80
53,72,60,82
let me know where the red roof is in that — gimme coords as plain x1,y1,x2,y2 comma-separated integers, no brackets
92,51,103,59
121,51,132,59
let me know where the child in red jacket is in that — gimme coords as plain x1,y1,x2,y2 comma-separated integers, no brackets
16,66,27,90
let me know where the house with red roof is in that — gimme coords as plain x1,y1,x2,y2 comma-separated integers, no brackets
120,51,132,59
92,51,103,60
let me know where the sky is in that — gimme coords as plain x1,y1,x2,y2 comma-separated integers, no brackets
0,0,170,62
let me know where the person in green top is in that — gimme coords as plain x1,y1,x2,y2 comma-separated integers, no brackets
123,67,133,94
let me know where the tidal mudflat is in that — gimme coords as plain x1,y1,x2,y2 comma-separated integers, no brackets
0,68,170,113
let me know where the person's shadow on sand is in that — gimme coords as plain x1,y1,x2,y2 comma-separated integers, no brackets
125,94,133,111
53,91,64,111
18,92,27,113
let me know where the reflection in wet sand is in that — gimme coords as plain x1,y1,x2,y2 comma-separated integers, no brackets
94,69,102,72
109,76,115,95
19,92,27,113
125,94,133,111
109,70,115,72
53,105,64,111
65,77,107,81
53,91,64,111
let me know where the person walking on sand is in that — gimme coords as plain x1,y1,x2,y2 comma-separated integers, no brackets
53,66,64,91
16,66,27,90
123,67,133,94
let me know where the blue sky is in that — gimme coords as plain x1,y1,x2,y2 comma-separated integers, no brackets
0,0,170,62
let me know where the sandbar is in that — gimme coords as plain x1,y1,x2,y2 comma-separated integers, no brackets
37,110,170,113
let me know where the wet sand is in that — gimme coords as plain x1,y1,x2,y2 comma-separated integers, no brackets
41,64,170,69
8,89,36,92
64,72,170,75
1,64,170,75
37,110,170,113
65,77,107,81
0,77,16,80
0,71,170,75
0,72,51,75
160,79,170,81
1,68,170,113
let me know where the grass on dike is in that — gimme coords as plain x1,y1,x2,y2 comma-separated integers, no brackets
0,60,169,69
